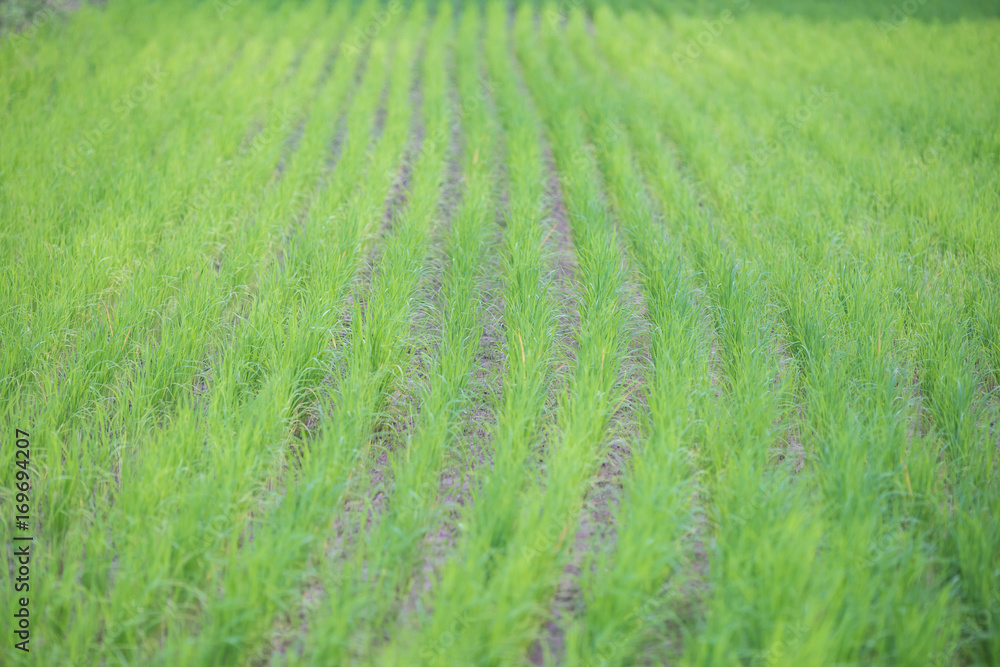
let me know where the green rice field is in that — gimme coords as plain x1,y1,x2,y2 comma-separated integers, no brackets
1,0,999,664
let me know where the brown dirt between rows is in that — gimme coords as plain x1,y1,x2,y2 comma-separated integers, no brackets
354,45,428,533
261,43,426,664
395,53,511,630
528,149,651,666
524,142,578,666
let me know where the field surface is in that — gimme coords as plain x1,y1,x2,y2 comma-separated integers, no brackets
2,0,999,664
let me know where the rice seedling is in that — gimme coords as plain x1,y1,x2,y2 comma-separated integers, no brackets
2,0,997,664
